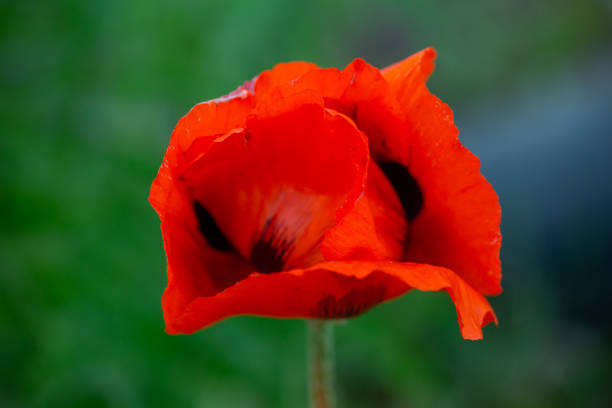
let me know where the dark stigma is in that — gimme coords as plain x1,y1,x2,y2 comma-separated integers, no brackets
378,161,423,221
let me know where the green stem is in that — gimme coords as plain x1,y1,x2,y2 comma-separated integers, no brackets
307,320,336,408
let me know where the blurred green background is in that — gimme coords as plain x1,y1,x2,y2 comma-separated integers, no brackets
2,0,611,407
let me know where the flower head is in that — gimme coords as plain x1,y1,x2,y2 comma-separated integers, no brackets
150,48,501,340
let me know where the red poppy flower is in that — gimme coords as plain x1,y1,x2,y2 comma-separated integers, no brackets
150,47,501,340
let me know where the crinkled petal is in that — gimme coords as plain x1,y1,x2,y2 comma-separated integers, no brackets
253,61,320,100
290,50,502,295
150,93,254,221
380,48,502,295
167,260,497,340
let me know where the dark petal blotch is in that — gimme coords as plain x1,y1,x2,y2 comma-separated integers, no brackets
251,216,293,274
379,161,423,221
193,201,233,251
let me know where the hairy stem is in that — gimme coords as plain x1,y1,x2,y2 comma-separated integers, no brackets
307,319,335,408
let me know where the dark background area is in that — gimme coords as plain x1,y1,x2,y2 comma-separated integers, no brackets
1,1,611,407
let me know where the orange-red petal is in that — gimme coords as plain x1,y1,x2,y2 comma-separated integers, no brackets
152,85,371,334
253,61,320,100
288,50,502,295
166,260,496,340
161,216,253,323
380,48,502,295
381,47,436,94
177,91,369,273
150,93,254,221
321,158,407,262
150,94,258,317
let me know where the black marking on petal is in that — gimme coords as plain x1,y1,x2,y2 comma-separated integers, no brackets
251,215,294,274
316,286,386,319
193,201,233,251
379,161,423,221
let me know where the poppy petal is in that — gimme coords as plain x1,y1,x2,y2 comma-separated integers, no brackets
253,61,320,99
290,58,415,166
177,91,369,274
161,216,253,324
321,158,407,262
380,49,502,296
287,52,501,295
150,94,258,314
287,58,391,117
150,93,254,221
166,260,496,340
380,47,436,94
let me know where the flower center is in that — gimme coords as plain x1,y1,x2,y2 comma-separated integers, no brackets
192,188,329,275
250,214,294,273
